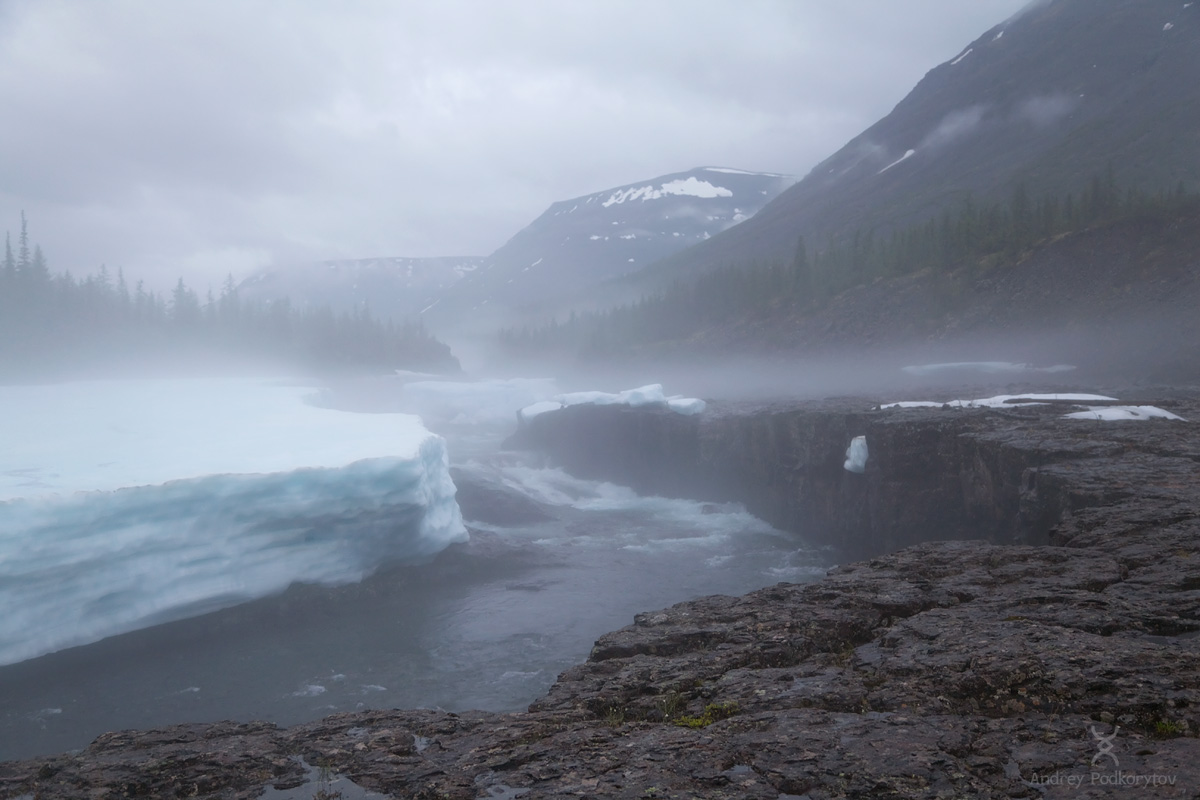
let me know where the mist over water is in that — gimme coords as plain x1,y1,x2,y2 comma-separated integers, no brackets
473,315,1197,406
0,370,826,761
2,315,1183,762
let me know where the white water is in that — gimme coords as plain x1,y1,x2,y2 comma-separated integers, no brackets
0,373,825,761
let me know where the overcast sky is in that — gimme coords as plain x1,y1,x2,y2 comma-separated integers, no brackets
0,0,1030,291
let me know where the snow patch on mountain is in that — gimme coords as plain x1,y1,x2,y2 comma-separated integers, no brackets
879,149,917,174
407,166,796,328
602,177,734,207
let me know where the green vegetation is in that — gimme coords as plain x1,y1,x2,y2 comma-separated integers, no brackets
657,690,688,720
671,701,740,729
603,704,627,727
0,216,457,376
498,173,1198,358
1150,718,1188,739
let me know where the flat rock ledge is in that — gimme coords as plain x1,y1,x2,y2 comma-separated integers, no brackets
4,397,1200,799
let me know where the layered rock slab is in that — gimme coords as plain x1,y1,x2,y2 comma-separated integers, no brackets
3,395,1200,798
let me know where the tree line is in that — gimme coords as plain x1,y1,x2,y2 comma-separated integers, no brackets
498,173,1198,357
0,216,458,376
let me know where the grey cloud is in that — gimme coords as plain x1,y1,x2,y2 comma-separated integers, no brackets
0,0,1030,290
1015,94,1079,127
919,105,989,150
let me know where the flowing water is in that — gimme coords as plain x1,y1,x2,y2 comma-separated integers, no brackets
0,376,829,761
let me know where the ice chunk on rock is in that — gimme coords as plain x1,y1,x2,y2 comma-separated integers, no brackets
0,377,466,667
519,384,706,420
517,400,565,424
668,397,707,415
844,435,869,474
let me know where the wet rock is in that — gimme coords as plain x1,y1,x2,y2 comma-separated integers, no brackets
4,393,1200,798
450,467,553,526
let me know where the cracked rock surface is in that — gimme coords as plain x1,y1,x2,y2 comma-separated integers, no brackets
3,395,1200,798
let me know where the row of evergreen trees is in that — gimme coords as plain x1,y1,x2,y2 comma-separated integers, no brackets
498,174,1198,357
0,215,458,376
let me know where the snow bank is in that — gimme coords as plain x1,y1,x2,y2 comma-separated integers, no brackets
0,378,466,666
518,383,706,423
881,393,1117,410
1064,406,1185,422
881,392,1185,422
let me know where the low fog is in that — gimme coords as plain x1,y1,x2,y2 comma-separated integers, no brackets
3,0,1196,772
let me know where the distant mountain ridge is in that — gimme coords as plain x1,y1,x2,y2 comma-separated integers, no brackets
643,0,1200,284
238,256,484,321
239,167,793,329
423,166,794,329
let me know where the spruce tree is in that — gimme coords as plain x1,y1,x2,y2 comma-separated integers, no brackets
791,235,812,305
3,233,13,280
17,212,30,273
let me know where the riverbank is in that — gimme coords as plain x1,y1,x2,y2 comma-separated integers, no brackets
3,390,1199,798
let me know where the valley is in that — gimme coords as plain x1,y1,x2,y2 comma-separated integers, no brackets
2,0,1198,796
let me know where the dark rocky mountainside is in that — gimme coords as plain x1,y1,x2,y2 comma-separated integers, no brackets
5,393,1200,798
644,0,1200,284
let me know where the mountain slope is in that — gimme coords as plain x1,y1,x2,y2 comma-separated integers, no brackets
690,205,1200,380
239,167,792,329
644,0,1200,283
426,167,794,328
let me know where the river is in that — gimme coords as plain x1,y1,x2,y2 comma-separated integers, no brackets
0,373,828,761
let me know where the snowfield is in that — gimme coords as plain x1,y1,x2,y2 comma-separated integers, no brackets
602,177,733,207
881,393,1185,421
0,378,466,666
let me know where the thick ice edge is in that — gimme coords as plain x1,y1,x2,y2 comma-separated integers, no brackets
2,378,437,500
0,378,466,666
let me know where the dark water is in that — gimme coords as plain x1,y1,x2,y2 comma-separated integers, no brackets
0,411,827,762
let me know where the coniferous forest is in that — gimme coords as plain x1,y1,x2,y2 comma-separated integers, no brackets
0,216,458,378
498,174,1199,358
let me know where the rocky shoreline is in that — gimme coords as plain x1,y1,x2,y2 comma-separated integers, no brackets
3,392,1199,799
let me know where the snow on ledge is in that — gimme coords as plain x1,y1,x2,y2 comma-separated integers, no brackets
1064,406,1184,422
518,384,706,423
881,393,1116,410
881,393,1186,422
